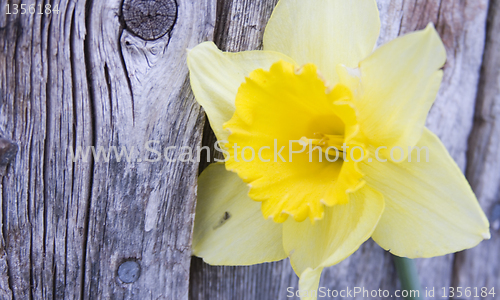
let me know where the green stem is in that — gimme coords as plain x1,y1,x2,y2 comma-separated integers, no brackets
393,255,423,300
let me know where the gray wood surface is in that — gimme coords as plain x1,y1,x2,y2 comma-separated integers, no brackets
0,0,214,298
454,0,500,294
0,0,498,299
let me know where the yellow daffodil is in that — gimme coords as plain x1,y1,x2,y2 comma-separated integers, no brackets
187,0,490,298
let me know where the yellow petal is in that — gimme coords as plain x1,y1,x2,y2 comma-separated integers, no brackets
192,163,287,265
283,185,384,275
338,24,446,160
363,128,490,258
224,61,366,222
298,267,323,300
187,41,295,141
264,0,380,84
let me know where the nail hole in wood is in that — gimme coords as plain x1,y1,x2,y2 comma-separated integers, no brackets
117,260,141,283
122,0,177,41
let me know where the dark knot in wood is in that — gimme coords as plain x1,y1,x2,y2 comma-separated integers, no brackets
122,0,177,40
117,260,141,283
0,137,18,167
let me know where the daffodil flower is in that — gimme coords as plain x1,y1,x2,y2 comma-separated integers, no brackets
187,0,490,298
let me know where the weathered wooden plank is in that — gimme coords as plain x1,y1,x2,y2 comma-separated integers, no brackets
0,1,44,297
453,0,500,298
0,0,215,299
189,0,490,299
0,136,16,298
82,0,214,298
368,0,489,296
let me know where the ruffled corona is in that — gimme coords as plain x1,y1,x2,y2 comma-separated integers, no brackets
224,61,367,223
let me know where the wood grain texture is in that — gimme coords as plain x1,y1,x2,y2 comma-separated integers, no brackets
453,0,500,297
0,0,215,299
0,136,15,298
189,0,493,299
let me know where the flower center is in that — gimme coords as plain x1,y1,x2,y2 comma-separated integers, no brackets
224,60,366,223
300,134,346,156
